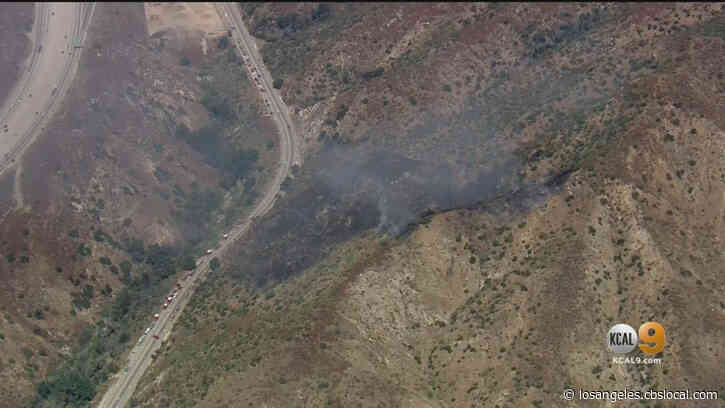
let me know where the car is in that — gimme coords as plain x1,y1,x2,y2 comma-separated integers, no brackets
163,303,168,309
206,249,213,254
144,327,151,335
153,313,160,320
223,233,229,239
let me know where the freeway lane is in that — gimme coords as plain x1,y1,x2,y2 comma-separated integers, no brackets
96,4,300,407
0,3,96,178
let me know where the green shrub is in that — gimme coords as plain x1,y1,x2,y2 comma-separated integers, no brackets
360,67,384,80
72,285,94,310
217,36,229,49
335,104,348,121
78,244,92,257
180,55,191,66
180,255,196,271
99,256,112,265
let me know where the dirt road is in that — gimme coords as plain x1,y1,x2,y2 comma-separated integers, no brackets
0,3,95,180
96,4,300,408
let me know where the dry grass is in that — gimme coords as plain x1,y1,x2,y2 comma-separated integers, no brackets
130,3,725,408
0,3,273,406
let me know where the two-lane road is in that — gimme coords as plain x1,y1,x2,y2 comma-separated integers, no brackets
97,5,300,408
0,3,95,177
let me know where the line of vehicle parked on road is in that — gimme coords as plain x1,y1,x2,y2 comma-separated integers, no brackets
140,232,232,341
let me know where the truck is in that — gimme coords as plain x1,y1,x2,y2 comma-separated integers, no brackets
206,249,213,255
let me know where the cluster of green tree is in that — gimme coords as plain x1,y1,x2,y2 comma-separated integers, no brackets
251,4,331,40
524,8,604,59
181,188,224,226
35,238,202,407
201,89,236,123
175,122,259,190
71,285,94,311
360,67,384,81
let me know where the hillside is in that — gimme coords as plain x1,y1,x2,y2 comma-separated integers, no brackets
130,3,725,408
0,4,277,407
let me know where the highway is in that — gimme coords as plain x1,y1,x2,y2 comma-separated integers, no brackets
0,3,96,178
96,4,300,408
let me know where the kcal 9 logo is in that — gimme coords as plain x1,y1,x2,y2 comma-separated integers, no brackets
607,322,665,355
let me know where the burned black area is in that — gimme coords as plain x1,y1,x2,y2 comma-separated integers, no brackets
226,173,379,287
223,146,560,288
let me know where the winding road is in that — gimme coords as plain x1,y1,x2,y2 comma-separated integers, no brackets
0,3,95,180
96,4,300,407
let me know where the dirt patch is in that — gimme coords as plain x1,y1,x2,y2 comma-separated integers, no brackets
145,3,224,37
0,3,33,105
144,3,225,64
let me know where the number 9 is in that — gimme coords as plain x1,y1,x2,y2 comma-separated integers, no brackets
638,322,665,355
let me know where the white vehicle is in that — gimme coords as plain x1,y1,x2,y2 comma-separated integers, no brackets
144,327,151,335
206,249,213,255
163,303,169,309
153,313,160,320
223,233,229,239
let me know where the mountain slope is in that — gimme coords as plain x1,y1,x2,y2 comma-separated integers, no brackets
130,3,725,408
0,4,276,407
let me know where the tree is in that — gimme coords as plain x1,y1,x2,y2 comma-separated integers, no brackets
361,67,384,80
119,260,132,275
126,239,145,262
180,255,196,271
93,229,106,242
210,257,220,271
112,288,132,321
217,36,229,49
145,244,176,279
